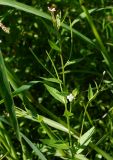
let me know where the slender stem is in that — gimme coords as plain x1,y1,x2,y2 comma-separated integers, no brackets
65,102,73,158
20,140,27,160
69,102,73,145
69,18,73,60
46,51,63,91
60,53,65,87
56,29,65,88
29,48,55,78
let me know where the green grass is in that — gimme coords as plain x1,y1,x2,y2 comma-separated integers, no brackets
0,0,113,159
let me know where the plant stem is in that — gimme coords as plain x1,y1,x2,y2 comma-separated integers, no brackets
65,102,73,158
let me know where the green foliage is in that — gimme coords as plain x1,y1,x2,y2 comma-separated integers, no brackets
44,84,66,104
0,51,20,141
0,0,113,160
20,132,47,160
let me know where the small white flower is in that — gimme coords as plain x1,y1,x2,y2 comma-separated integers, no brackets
0,40,2,43
67,93,74,102
48,6,56,12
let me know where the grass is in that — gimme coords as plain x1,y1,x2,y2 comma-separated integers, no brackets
0,0,113,159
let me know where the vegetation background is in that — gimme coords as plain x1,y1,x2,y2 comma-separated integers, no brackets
0,0,113,160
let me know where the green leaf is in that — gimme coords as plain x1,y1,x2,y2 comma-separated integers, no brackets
77,127,95,154
0,51,20,140
20,132,47,160
40,77,62,84
48,40,61,52
17,110,72,135
13,81,40,96
88,84,94,101
74,154,89,160
41,139,69,149
44,84,66,104
64,58,84,68
37,115,75,136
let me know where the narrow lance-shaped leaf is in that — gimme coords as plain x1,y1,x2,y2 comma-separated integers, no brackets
41,139,69,150
77,126,95,154
48,40,61,52
40,77,62,84
44,84,66,104
13,81,40,96
0,51,20,140
20,132,47,160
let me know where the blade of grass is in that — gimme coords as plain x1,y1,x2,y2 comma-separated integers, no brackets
0,81,40,106
4,63,80,142
0,0,51,20
79,0,113,78
0,122,18,160
0,152,9,160
4,64,66,131
12,81,41,96
16,107,79,139
20,132,47,160
62,23,95,46
0,116,10,126
0,0,95,46
0,55,27,160
0,50,20,140
1,63,79,140
89,143,113,160
29,48,55,78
